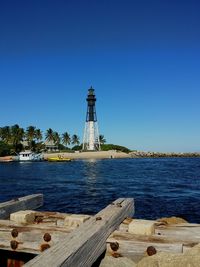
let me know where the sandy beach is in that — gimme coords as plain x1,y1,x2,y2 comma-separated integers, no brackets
43,150,130,160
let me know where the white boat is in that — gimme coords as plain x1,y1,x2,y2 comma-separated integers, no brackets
18,151,43,161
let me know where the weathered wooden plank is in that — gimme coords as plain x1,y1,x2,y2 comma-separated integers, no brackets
0,223,74,234
106,236,183,263
0,212,91,254
0,230,70,254
0,227,70,241
109,229,200,246
164,223,200,227
106,229,186,263
24,198,134,267
0,194,44,219
0,238,41,254
0,218,79,235
155,225,200,242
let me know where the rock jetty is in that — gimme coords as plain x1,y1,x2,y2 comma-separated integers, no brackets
129,151,200,158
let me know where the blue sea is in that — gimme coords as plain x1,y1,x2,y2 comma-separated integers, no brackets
0,158,200,223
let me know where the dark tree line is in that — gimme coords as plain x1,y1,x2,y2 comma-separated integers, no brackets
0,125,124,157
0,124,106,156
0,124,80,155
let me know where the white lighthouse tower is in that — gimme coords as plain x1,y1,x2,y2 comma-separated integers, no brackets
82,87,100,151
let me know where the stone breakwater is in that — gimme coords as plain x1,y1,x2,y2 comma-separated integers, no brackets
129,151,200,158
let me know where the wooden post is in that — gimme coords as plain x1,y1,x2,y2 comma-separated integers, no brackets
0,194,44,219
24,198,134,267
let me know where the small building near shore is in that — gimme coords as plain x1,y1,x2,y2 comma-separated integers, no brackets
44,140,58,152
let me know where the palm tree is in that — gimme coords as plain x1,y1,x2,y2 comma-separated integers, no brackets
26,125,36,142
0,126,11,144
10,124,24,152
71,134,80,145
99,134,106,145
35,129,43,142
62,132,71,147
35,141,45,153
53,132,60,146
45,128,54,142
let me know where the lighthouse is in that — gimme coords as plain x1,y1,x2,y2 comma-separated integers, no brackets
82,87,100,151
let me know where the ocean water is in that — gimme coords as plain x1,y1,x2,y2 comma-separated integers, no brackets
0,158,200,223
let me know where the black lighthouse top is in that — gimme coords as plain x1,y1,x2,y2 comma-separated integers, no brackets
86,86,97,122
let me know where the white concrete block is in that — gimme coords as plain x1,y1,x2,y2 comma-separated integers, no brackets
10,210,36,224
128,219,155,235
64,214,91,228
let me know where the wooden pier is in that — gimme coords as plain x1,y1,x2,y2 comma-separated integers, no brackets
0,195,200,267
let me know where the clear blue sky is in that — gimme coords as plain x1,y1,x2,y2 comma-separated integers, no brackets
0,0,200,152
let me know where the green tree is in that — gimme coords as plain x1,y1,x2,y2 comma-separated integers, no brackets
34,142,45,153
99,134,106,145
28,140,36,152
71,134,80,145
72,144,82,151
45,128,54,142
26,126,36,150
53,132,60,146
0,141,11,156
10,124,24,153
0,125,45,154
62,132,71,147
101,144,130,153
35,129,43,142
26,126,36,142
0,126,11,144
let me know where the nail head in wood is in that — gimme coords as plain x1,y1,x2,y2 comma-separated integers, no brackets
110,242,119,251
11,228,18,238
10,240,18,250
43,233,51,242
147,246,157,256
40,243,50,252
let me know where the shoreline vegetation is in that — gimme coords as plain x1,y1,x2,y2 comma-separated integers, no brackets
0,124,199,159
